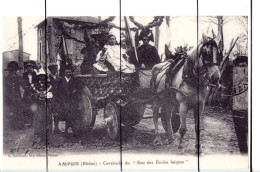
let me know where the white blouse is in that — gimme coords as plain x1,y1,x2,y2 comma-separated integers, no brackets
93,45,135,73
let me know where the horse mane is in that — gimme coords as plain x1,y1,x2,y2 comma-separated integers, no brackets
186,44,203,65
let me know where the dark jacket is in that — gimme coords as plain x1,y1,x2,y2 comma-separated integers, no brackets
48,74,62,98
137,44,161,69
22,71,37,103
57,76,77,115
22,71,37,84
3,74,22,108
80,45,99,74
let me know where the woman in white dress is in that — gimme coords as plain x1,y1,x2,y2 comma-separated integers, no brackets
93,34,135,74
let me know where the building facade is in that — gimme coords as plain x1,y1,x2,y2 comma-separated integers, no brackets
35,17,110,72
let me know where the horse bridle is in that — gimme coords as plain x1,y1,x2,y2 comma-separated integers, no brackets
183,40,221,88
200,39,222,68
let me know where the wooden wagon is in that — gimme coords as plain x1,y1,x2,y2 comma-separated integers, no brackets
72,69,180,140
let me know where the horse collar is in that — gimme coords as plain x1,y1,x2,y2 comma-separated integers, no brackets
182,59,210,88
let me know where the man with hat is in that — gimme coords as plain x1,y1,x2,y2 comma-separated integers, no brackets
22,60,37,96
21,60,37,125
23,60,37,82
57,66,78,135
137,30,161,69
3,61,23,128
47,63,62,133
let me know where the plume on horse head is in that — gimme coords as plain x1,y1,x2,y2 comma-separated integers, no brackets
164,44,175,61
187,33,223,69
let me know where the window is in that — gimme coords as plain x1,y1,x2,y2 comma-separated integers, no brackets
39,42,42,62
39,28,42,37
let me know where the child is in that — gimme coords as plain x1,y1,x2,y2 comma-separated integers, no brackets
31,70,53,143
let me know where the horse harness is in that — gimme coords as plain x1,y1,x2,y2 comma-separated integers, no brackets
165,54,187,88
181,59,210,88
166,46,220,90
152,40,220,95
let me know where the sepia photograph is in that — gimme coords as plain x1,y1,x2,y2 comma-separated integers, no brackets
1,15,250,170
1,0,255,171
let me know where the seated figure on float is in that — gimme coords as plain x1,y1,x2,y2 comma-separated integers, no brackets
93,34,135,74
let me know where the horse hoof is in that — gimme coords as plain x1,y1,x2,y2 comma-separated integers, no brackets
168,139,174,144
178,144,184,149
178,147,185,154
195,149,204,155
153,139,163,146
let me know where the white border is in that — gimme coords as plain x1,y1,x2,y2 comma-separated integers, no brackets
252,0,260,171
1,0,257,171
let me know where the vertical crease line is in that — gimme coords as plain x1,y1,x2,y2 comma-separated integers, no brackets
250,0,252,171
119,1,123,171
197,0,200,171
44,0,49,171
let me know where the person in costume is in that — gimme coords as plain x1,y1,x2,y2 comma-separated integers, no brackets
47,63,62,133
31,70,53,142
137,30,161,69
93,34,135,74
80,34,100,74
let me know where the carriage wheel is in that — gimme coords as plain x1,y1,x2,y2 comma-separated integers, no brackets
160,105,180,134
77,87,97,134
121,102,145,127
104,101,120,140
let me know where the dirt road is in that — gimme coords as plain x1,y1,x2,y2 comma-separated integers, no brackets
3,106,240,156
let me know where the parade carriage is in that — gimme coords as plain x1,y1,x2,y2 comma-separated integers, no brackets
55,17,181,139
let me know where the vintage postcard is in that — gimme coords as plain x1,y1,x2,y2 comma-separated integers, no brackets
1,0,252,171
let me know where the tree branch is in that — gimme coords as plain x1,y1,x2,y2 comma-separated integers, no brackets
145,16,164,29
129,16,144,29
208,18,218,25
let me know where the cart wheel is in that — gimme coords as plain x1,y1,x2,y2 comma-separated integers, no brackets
104,101,120,140
78,87,97,134
160,105,180,134
121,102,145,127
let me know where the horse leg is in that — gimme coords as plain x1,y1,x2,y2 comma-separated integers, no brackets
178,100,188,149
53,114,59,133
164,104,175,144
152,98,163,146
193,101,204,154
65,119,71,134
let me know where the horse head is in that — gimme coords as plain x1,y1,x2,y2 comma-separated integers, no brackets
198,33,223,86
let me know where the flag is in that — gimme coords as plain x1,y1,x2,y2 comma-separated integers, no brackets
159,16,172,62
165,16,171,47
60,35,69,61
124,16,139,63
58,35,71,76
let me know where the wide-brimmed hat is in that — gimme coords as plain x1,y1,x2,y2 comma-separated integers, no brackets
5,61,22,71
36,69,48,81
139,29,154,42
24,60,37,69
48,63,58,70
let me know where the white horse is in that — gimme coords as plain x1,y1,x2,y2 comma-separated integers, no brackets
152,34,222,154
